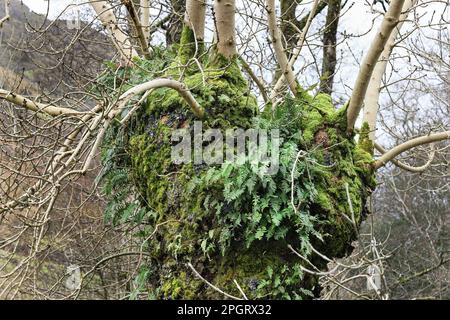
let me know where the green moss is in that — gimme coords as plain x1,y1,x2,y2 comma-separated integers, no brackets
291,90,343,145
260,91,376,260
160,271,202,299
101,47,377,299
128,87,375,298
358,122,374,155
211,245,308,299
178,26,198,64
146,57,257,128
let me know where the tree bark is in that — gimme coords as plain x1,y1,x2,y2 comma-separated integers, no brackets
319,0,341,95
140,0,151,42
214,0,237,58
362,0,417,142
346,0,406,134
185,0,207,40
90,0,139,63
166,0,185,45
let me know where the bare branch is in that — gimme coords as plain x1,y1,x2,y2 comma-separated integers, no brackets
122,0,152,59
270,0,320,101
117,78,205,118
266,0,299,97
374,141,435,173
0,0,10,28
187,262,244,300
0,89,83,116
319,0,342,95
362,0,417,141
239,57,269,103
374,131,450,170
346,0,406,134
90,0,139,63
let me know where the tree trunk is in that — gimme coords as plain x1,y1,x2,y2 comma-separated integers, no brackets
214,0,237,58
101,0,377,300
90,0,139,63
280,0,298,53
185,0,206,40
175,0,207,66
166,0,185,46
319,0,341,95
362,0,417,142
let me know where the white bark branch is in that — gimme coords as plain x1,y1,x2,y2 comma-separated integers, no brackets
90,0,139,63
346,0,406,134
118,78,205,118
185,0,206,40
266,0,298,96
0,89,83,116
374,131,450,170
362,0,417,141
374,142,435,173
214,0,237,58
270,0,320,100
140,0,151,42
0,0,10,28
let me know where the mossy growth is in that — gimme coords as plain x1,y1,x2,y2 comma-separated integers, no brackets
100,46,376,299
358,122,374,155
177,25,205,66
263,90,376,259
166,25,207,77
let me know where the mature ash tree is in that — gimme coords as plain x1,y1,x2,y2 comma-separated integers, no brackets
0,0,448,299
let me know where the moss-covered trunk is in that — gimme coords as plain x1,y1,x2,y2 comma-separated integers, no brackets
101,33,376,298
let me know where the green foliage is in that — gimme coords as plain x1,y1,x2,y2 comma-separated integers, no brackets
191,117,322,257
358,121,374,155
96,47,178,227
176,25,205,66
98,46,376,299
130,267,152,300
257,264,314,299
99,121,155,226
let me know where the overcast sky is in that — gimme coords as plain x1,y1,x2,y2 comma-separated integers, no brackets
19,0,448,140
22,1,377,38
23,0,83,19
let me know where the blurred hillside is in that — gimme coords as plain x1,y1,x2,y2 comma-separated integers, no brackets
0,0,112,99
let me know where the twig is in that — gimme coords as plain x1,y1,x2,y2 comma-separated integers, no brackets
187,263,243,300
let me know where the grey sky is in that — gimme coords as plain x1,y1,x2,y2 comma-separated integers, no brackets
20,0,448,139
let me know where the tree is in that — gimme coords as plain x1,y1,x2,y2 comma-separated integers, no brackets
0,0,448,299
